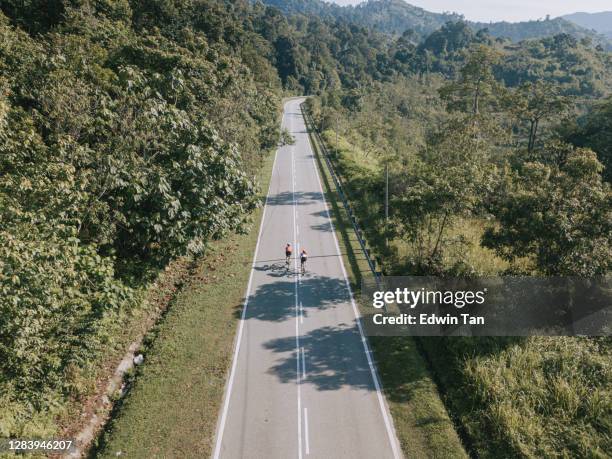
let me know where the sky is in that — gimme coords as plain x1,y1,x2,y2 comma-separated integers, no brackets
329,0,612,23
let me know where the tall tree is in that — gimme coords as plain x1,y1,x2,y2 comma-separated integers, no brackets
505,81,570,152
439,44,501,116
391,116,495,273
483,144,611,275
564,96,612,181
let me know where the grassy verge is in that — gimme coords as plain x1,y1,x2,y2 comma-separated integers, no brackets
92,150,276,458
304,106,468,459
419,336,611,458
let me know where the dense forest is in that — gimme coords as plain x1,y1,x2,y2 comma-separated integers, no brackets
307,87,611,459
263,0,612,48
1,0,610,455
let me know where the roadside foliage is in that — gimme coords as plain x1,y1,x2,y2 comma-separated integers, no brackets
0,0,275,437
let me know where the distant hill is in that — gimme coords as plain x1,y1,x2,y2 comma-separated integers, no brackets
338,0,461,37
261,0,460,36
562,11,612,39
262,0,612,46
472,17,609,43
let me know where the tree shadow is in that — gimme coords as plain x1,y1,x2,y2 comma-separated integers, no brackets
263,321,377,392
234,274,349,323
266,190,324,207
308,209,335,233
310,221,333,232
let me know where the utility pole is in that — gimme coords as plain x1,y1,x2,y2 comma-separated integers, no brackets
385,162,389,248
336,117,339,152
385,163,389,221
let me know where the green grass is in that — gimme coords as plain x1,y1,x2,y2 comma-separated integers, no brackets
320,127,514,277
93,151,276,458
321,129,380,173
306,108,468,459
420,336,611,458
394,217,513,276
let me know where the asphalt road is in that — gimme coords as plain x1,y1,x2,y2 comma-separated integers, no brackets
213,98,401,459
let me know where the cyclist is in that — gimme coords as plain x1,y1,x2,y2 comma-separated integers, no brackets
285,243,293,266
300,249,308,274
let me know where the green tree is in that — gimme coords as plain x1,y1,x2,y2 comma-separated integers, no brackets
274,34,305,88
392,116,495,273
483,145,611,275
421,21,475,57
439,44,501,116
564,96,612,181
505,80,570,152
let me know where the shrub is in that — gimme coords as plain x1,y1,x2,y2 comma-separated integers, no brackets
0,220,134,402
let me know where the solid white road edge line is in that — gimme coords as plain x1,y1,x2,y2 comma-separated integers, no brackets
212,146,280,459
304,104,402,459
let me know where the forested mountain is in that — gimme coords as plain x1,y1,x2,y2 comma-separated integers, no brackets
563,11,612,39
263,0,460,36
472,17,610,45
396,22,611,99
262,0,612,47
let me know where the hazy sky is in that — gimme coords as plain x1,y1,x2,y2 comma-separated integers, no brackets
329,1,612,22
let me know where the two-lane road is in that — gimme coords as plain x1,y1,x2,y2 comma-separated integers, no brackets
213,98,401,459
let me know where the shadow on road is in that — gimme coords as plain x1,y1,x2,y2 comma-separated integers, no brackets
266,190,324,207
263,320,376,392
253,262,291,277
310,223,333,233
234,274,348,323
